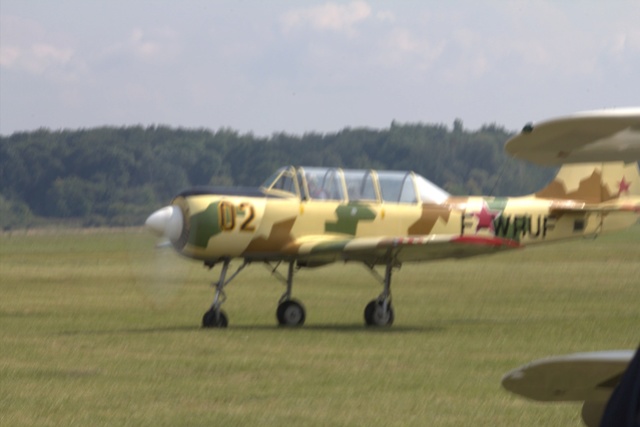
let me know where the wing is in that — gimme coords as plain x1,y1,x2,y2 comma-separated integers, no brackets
502,350,635,427
290,234,520,265
505,108,640,165
502,350,634,402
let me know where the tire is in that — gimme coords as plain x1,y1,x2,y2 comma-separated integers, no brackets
364,300,394,327
276,299,306,327
202,309,229,328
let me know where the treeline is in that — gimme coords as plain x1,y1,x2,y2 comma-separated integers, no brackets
0,121,555,229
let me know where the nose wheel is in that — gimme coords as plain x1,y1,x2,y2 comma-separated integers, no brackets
202,308,229,328
202,259,308,328
201,259,248,328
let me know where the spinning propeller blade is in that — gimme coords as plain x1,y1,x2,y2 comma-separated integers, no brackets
124,206,190,309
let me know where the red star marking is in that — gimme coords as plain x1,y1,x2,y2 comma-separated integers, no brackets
473,202,500,233
618,176,631,195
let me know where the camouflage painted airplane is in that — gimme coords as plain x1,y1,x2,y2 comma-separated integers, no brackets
145,108,640,328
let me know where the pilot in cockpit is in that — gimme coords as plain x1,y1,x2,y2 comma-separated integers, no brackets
307,175,328,200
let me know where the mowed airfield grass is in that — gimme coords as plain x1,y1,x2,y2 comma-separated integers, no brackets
1,226,639,426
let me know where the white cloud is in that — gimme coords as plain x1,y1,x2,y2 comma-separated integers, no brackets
375,10,395,23
281,1,372,35
31,43,73,66
0,14,83,80
130,27,179,61
377,27,445,71
100,27,180,64
1,1,639,136
609,29,640,56
390,28,419,53
131,28,161,59
0,46,20,68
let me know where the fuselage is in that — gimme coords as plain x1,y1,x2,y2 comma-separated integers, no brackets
144,165,638,264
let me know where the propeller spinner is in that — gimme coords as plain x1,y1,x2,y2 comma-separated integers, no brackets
145,205,184,242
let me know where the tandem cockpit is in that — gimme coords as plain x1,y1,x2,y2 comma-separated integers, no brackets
261,166,450,205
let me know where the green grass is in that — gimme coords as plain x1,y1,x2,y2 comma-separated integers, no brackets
1,227,639,426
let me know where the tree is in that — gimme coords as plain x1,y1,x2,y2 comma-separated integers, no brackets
0,122,555,227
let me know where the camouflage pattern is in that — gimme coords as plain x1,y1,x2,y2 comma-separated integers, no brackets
152,161,639,266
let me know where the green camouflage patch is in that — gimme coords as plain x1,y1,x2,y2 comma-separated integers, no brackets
188,202,222,248
486,198,508,211
325,203,377,235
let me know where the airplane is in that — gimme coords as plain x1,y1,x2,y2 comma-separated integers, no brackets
145,108,640,328
502,344,640,427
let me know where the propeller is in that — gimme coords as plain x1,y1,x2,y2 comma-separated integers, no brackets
126,204,191,309
145,205,184,243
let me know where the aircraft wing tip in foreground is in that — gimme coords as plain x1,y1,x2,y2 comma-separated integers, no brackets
506,107,640,166
503,347,640,427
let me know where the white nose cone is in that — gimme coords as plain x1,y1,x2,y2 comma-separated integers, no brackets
145,205,184,242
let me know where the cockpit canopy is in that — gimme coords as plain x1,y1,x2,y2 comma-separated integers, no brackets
261,166,450,204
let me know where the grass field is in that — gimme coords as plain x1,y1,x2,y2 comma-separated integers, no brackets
1,226,639,426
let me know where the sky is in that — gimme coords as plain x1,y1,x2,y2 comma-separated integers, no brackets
1,0,639,137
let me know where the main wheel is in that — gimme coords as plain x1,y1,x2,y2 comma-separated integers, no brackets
202,308,229,328
364,300,394,327
276,299,306,327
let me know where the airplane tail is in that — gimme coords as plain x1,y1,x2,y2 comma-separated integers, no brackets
505,108,640,234
535,161,640,235
535,161,640,203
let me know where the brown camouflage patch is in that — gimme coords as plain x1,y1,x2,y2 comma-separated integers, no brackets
407,203,452,235
245,217,297,253
536,170,613,203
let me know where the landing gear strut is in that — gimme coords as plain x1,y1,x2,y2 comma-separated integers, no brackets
201,258,396,328
271,261,306,327
363,262,396,327
201,259,306,328
202,258,248,328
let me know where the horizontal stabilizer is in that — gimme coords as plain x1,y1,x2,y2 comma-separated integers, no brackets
548,199,640,215
506,108,640,165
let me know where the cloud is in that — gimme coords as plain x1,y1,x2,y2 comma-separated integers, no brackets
100,27,180,64
130,28,162,59
2,1,638,136
281,1,372,35
129,27,179,61
0,15,79,79
608,29,640,56
375,10,395,23
377,27,445,71
0,46,20,68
